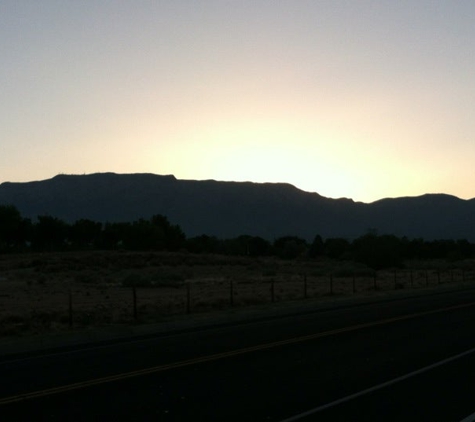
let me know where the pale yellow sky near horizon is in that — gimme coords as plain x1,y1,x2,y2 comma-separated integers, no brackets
1,1,475,203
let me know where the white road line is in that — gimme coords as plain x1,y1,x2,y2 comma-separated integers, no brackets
280,345,475,422
460,412,475,422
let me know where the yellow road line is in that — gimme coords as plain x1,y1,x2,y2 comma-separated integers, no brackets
1,300,475,405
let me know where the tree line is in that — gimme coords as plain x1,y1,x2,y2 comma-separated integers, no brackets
0,205,474,269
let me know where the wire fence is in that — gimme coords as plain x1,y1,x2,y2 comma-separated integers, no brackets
1,267,474,336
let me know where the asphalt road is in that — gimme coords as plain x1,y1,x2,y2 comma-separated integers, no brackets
2,287,475,421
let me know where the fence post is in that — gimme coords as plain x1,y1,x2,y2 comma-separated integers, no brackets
303,273,308,299
230,279,234,306
68,289,73,328
373,272,377,291
133,286,137,321
271,279,275,303
394,270,397,290
352,273,356,294
410,270,413,288
330,274,333,295
437,270,441,285
186,282,191,314
425,270,429,286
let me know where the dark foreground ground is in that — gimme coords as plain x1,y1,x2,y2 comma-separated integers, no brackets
2,283,475,421
2,250,473,337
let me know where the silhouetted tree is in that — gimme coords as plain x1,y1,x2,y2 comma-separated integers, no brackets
32,215,68,251
69,219,102,249
0,205,27,252
246,236,271,257
150,214,185,251
353,234,402,269
222,236,249,256
324,238,351,260
219,235,269,256
100,222,130,250
99,215,185,251
402,238,430,260
308,234,324,258
186,235,223,254
124,219,160,250
273,236,307,259
455,239,473,260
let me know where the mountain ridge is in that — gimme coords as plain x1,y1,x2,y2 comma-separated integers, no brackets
0,172,474,241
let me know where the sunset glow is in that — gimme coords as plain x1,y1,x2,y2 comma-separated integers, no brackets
1,1,475,203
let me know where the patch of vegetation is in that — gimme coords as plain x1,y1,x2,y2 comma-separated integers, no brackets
74,272,98,284
121,273,152,287
147,268,191,287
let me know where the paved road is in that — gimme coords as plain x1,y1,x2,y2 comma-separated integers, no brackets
2,287,475,421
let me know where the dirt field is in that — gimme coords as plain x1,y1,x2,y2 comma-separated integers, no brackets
1,251,474,337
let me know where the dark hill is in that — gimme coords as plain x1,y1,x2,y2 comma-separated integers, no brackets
1,173,474,241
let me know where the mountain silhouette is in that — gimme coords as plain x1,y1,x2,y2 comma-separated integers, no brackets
1,173,474,241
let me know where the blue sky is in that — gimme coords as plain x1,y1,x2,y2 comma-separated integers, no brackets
1,1,475,202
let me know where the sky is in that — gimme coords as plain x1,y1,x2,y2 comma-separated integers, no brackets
1,1,475,203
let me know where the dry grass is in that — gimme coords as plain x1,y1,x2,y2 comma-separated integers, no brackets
1,251,474,337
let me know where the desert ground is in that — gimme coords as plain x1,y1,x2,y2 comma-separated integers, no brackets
1,250,474,337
